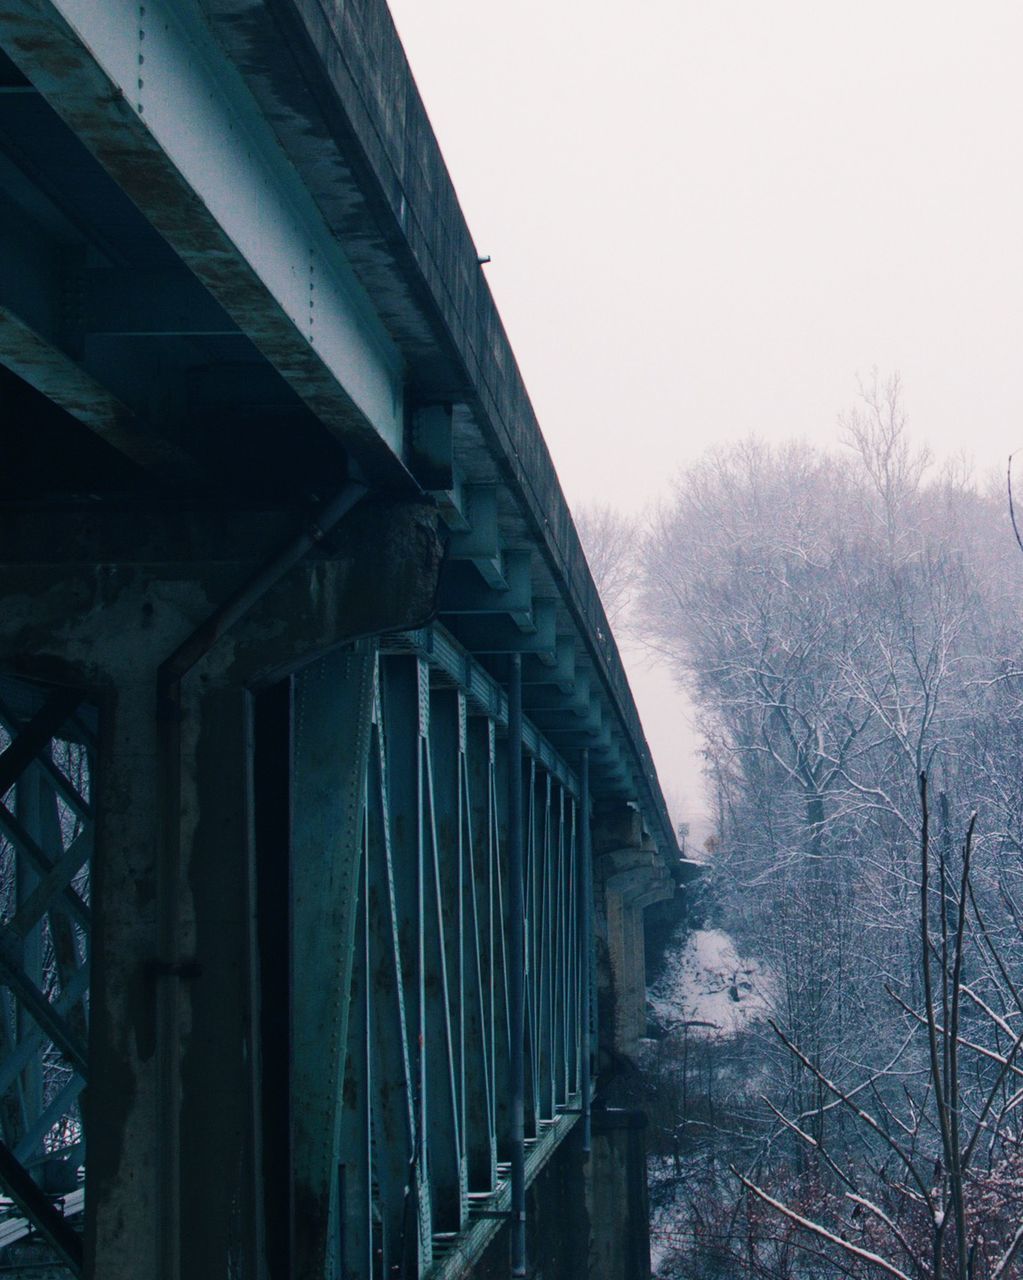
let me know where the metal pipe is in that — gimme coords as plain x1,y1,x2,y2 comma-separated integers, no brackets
507,654,526,1277
580,748,593,1153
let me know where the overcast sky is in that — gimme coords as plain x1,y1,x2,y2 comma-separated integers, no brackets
387,0,1023,838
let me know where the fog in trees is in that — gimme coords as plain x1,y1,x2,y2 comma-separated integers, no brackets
579,378,1023,1279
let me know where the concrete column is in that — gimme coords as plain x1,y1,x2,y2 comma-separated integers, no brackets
588,1109,651,1280
591,806,673,1062
89,672,166,1279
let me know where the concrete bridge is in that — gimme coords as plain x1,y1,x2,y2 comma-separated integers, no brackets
0,1,692,1276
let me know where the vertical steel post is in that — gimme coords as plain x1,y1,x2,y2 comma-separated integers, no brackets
580,749,593,1154
508,655,526,1276
14,771,43,1139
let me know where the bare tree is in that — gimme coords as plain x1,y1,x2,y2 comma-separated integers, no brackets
574,502,638,626
634,380,1023,1280
737,779,1023,1280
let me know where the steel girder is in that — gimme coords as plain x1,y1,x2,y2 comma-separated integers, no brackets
0,0,406,478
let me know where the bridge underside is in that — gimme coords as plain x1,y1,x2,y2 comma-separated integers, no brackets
0,1,687,1276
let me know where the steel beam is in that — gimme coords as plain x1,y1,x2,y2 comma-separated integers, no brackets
364,672,426,1276
79,267,239,338
447,487,506,588
451,601,557,659
291,644,376,1279
580,751,593,1153
424,684,467,1232
0,303,196,483
0,0,407,480
0,1138,83,1274
382,656,434,1269
507,655,526,1278
438,551,535,631
464,714,498,1192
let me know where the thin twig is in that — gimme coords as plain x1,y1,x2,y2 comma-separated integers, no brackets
992,1217,1023,1279
731,1166,914,1280
761,1095,859,1191
768,1018,932,1207
1008,452,1023,557
845,1193,928,1280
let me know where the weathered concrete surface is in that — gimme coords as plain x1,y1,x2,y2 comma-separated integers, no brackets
589,1110,651,1280
468,1112,650,1280
471,1126,588,1280
592,807,673,1061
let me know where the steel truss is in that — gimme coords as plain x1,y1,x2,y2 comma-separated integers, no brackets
0,676,92,1274
300,633,591,1280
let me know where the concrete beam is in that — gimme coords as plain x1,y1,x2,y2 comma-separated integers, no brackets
0,507,297,567
0,499,442,689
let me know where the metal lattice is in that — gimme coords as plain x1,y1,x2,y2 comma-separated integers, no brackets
336,648,587,1279
0,676,92,1271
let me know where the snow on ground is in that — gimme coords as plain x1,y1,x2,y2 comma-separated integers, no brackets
649,927,773,1039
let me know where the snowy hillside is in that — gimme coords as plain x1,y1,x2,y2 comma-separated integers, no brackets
649,927,773,1039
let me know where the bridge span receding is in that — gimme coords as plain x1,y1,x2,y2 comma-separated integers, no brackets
0,1,692,1276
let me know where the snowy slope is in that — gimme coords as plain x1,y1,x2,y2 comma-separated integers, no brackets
649,927,773,1038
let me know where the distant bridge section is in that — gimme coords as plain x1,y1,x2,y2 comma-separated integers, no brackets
0,1,689,1277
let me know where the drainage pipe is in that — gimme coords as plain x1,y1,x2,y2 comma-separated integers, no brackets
580,748,593,1153
507,653,526,1277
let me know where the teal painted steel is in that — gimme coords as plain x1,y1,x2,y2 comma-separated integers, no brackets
292,644,377,1278
324,631,587,1277
0,680,92,1265
0,0,406,467
580,751,594,1154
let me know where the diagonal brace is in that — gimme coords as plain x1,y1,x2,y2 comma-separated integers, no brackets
0,1138,82,1274
0,690,82,799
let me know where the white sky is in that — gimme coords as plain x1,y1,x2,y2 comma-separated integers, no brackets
387,0,1023,839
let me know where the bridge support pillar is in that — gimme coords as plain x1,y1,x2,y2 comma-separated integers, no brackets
469,1114,650,1280
591,807,673,1064
588,1109,651,1280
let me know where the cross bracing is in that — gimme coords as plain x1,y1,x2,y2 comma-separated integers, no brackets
0,677,91,1274
0,635,597,1279
275,631,594,1279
